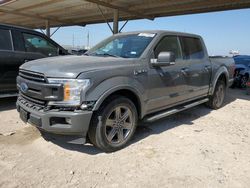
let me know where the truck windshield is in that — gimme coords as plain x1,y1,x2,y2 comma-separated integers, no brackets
87,33,155,58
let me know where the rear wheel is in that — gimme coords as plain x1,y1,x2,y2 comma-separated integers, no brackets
207,80,226,109
88,96,138,152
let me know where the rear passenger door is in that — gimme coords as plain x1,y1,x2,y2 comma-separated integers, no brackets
179,37,211,98
0,28,17,94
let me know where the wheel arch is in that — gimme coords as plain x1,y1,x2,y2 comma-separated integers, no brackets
92,86,144,119
210,66,229,95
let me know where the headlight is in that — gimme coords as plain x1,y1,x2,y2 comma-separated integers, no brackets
47,78,90,106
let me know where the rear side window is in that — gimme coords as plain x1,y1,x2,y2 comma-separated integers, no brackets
180,37,204,60
0,29,12,50
22,33,58,56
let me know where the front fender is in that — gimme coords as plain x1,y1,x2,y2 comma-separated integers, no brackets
85,76,146,117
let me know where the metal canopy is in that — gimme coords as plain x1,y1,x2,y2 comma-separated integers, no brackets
0,0,250,30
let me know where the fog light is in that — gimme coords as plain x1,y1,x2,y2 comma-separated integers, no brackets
80,104,88,110
65,117,72,124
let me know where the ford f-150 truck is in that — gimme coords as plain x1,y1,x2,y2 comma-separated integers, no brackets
16,31,235,152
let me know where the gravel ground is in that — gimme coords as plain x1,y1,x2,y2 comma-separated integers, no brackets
0,89,249,188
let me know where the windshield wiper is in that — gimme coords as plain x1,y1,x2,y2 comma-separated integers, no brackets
86,52,121,58
102,53,120,58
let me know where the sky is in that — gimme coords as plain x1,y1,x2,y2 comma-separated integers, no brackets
47,8,250,56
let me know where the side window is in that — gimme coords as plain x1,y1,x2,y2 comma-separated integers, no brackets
0,29,12,51
12,31,25,51
154,36,182,59
180,37,204,60
22,33,58,56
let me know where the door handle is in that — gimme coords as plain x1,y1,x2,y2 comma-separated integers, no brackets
204,65,211,71
181,67,189,70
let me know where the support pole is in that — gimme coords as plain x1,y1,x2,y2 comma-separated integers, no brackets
113,9,119,34
45,20,50,38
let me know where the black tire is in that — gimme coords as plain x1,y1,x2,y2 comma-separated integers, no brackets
207,80,226,109
240,75,249,88
88,96,138,152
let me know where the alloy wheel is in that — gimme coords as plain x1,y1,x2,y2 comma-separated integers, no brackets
104,105,134,145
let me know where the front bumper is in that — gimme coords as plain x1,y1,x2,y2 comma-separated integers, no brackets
16,99,93,143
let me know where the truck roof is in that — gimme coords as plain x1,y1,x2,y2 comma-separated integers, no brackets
0,23,35,32
0,24,201,39
116,30,202,38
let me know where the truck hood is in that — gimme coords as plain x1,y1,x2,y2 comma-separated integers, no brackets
20,55,134,78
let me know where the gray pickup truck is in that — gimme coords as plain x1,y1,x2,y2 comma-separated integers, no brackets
16,31,235,152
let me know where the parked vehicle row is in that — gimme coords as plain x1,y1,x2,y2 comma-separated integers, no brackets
0,24,68,98
232,55,250,88
247,81,250,95
70,49,88,55
16,30,235,152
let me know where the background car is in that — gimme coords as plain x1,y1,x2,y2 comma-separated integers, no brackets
70,49,88,55
0,24,69,98
232,55,250,88
246,80,250,95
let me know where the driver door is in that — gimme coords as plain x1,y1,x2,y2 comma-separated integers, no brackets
146,36,190,113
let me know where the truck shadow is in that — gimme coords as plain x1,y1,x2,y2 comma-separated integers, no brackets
226,88,250,101
37,88,247,155
132,105,213,142
42,104,213,155
40,107,216,155
0,97,17,111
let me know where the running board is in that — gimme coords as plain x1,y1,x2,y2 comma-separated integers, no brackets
145,98,209,123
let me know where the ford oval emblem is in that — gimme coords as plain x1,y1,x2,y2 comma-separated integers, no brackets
20,82,28,93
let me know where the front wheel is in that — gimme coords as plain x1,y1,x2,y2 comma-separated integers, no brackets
207,80,226,109
88,96,138,152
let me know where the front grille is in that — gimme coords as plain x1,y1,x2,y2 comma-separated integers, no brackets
18,69,47,107
20,93,46,106
17,69,64,108
18,95,45,111
19,69,46,83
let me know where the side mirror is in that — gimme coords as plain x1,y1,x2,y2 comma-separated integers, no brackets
151,51,176,67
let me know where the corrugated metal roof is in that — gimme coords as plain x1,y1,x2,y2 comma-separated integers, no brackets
0,0,250,29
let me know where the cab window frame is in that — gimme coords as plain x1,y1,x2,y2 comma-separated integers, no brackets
179,36,205,60
22,32,58,56
153,35,183,60
0,28,13,51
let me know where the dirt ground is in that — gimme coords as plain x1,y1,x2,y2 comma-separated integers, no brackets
0,89,249,188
